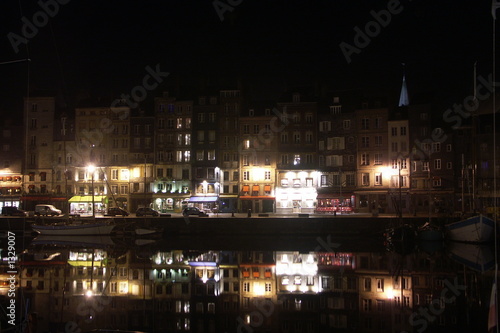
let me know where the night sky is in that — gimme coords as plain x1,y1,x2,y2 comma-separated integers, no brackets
0,0,496,118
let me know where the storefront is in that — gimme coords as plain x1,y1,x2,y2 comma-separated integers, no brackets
238,196,275,213
315,193,354,213
68,195,107,215
187,196,219,212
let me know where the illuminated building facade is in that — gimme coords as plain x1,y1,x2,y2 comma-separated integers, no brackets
275,93,318,214
316,96,357,214
218,90,242,213
239,104,277,213
354,104,390,213
153,92,193,213
191,94,221,211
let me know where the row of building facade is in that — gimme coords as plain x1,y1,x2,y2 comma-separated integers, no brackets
0,87,498,215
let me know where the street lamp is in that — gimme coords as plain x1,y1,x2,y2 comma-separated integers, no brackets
87,165,95,218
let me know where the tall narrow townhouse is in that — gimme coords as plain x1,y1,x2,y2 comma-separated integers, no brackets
218,90,242,213
354,101,389,213
316,95,357,214
238,103,277,214
275,92,318,214
191,93,220,212
128,110,155,211
387,107,410,215
22,96,60,210
153,92,193,213
72,105,131,214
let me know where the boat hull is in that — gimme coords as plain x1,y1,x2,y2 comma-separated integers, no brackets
31,223,116,235
445,215,495,243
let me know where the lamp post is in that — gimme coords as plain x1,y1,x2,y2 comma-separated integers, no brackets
87,165,95,218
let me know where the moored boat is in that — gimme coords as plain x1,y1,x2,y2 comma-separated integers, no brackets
444,215,495,243
31,220,115,236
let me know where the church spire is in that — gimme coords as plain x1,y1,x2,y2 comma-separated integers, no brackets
398,64,409,107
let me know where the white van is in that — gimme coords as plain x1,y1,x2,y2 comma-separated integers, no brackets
35,204,62,216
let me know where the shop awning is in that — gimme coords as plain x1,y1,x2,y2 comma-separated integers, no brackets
188,196,218,202
239,196,275,200
69,195,106,203
219,194,239,198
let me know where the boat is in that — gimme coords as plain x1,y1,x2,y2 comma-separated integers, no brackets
444,215,495,243
31,219,115,236
417,222,444,241
447,241,494,272
31,234,116,247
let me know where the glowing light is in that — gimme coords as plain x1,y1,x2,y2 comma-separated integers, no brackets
86,290,93,297
385,288,395,299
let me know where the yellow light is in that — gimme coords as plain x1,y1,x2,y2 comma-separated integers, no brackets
385,288,395,299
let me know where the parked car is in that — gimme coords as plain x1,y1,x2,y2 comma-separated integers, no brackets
35,204,62,216
136,207,160,217
182,207,208,217
106,207,129,216
1,206,28,216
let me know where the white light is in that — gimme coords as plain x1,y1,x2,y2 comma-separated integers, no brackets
86,290,93,297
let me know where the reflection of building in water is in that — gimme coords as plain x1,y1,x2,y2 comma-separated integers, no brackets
11,246,490,332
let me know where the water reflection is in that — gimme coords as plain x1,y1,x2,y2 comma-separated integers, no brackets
1,235,496,333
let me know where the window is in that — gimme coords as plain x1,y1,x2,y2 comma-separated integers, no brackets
196,150,204,161
281,154,288,165
361,153,369,166
243,171,249,181
362,173,370,186
293,132,300,144
375,135,382,146
361,118,369,130
434,159,441,170
293,154,300,165
361,137,369,148
374,153,382,165
111,169,118,180
364,278,371,291
375,173,382,186
432,142,441,152
343,120,350,129
265,171,271,180
305,113,313,123
400,126,407,135
391,127,398,136
243,124,249,134
319,121,331,132
446,144,452,152
281,132,288,143
208,113,216,123
197,130,204,142
376,279,384,292
433,177,442,187
447,162,453,169
423,161,429,171
305,131,313,143
208,130,216,142
197,113,205,123
208,150,215,160
391,142,398,152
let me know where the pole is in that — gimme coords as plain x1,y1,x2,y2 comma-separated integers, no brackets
91,172,95,218
399,160,402,221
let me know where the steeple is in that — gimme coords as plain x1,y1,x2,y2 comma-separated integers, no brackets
398,64,409,107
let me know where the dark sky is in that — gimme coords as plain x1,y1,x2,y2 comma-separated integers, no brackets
0,0,496,118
